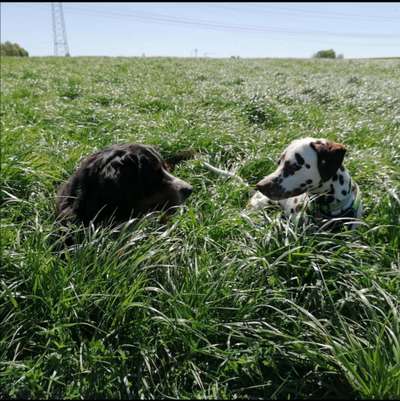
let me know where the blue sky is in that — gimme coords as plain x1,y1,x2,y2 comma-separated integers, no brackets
1,2,399,58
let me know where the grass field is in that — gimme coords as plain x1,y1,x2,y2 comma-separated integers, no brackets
1,56,399,399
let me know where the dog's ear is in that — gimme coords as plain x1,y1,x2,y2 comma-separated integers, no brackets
114,153,145,189
310,140,347,181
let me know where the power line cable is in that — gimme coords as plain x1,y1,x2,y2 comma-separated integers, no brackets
63,5,399,39
261,4,400,20
4,3,398,50
60,7,398,49
209,4,400,22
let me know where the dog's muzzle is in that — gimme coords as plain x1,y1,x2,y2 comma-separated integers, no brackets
179,185,193,200
256,176,283,200
172,176,193,201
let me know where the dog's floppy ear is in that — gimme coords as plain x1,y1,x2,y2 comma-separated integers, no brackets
310,140,347,181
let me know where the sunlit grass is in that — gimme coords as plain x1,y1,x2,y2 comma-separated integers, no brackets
1,56,399,399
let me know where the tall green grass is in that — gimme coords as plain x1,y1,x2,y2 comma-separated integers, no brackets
1,57,399,399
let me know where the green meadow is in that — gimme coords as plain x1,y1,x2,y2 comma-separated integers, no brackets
1,56,399,399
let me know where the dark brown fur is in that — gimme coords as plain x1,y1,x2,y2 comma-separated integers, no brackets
310,141,346,181
56,144,193,227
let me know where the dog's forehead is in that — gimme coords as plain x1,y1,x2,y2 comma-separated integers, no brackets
139,145,163,165
283,137,324,160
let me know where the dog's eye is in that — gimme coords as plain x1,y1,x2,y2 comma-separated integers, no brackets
277,152,286,165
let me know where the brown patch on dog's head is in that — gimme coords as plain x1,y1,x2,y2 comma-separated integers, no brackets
310,140,346,181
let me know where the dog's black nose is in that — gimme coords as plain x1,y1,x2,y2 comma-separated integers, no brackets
256,182,265,192
180,186,193,199
256,180,282,200
256,181,273,193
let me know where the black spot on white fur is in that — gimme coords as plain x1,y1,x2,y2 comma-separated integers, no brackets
295,153,305,165
283,160,302,177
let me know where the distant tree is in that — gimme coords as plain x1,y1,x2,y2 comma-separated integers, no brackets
337,53,344,59
313,49,336,59
0,41,29,57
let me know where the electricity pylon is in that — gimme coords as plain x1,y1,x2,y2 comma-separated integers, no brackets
51,2,70,56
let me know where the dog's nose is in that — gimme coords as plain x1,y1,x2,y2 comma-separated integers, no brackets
180,185,193,199
256,182,264,192
256,180,281,199
256,180,272,193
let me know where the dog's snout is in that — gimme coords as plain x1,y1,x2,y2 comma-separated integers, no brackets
256,181,270,192
256,177,282,200
167,173,193,201
180,185,193,199
256,177,273,191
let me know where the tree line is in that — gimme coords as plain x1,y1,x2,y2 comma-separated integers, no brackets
1,42,29,57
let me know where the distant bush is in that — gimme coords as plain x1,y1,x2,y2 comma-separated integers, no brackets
313,49,336,59
0,41,29,57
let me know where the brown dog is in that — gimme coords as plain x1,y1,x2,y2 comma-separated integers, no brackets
56,144,193,227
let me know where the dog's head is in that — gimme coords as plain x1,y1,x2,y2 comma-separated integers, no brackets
256,138,346,200
57,144,193,225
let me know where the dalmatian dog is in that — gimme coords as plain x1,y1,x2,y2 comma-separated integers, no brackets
249,137,362,228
